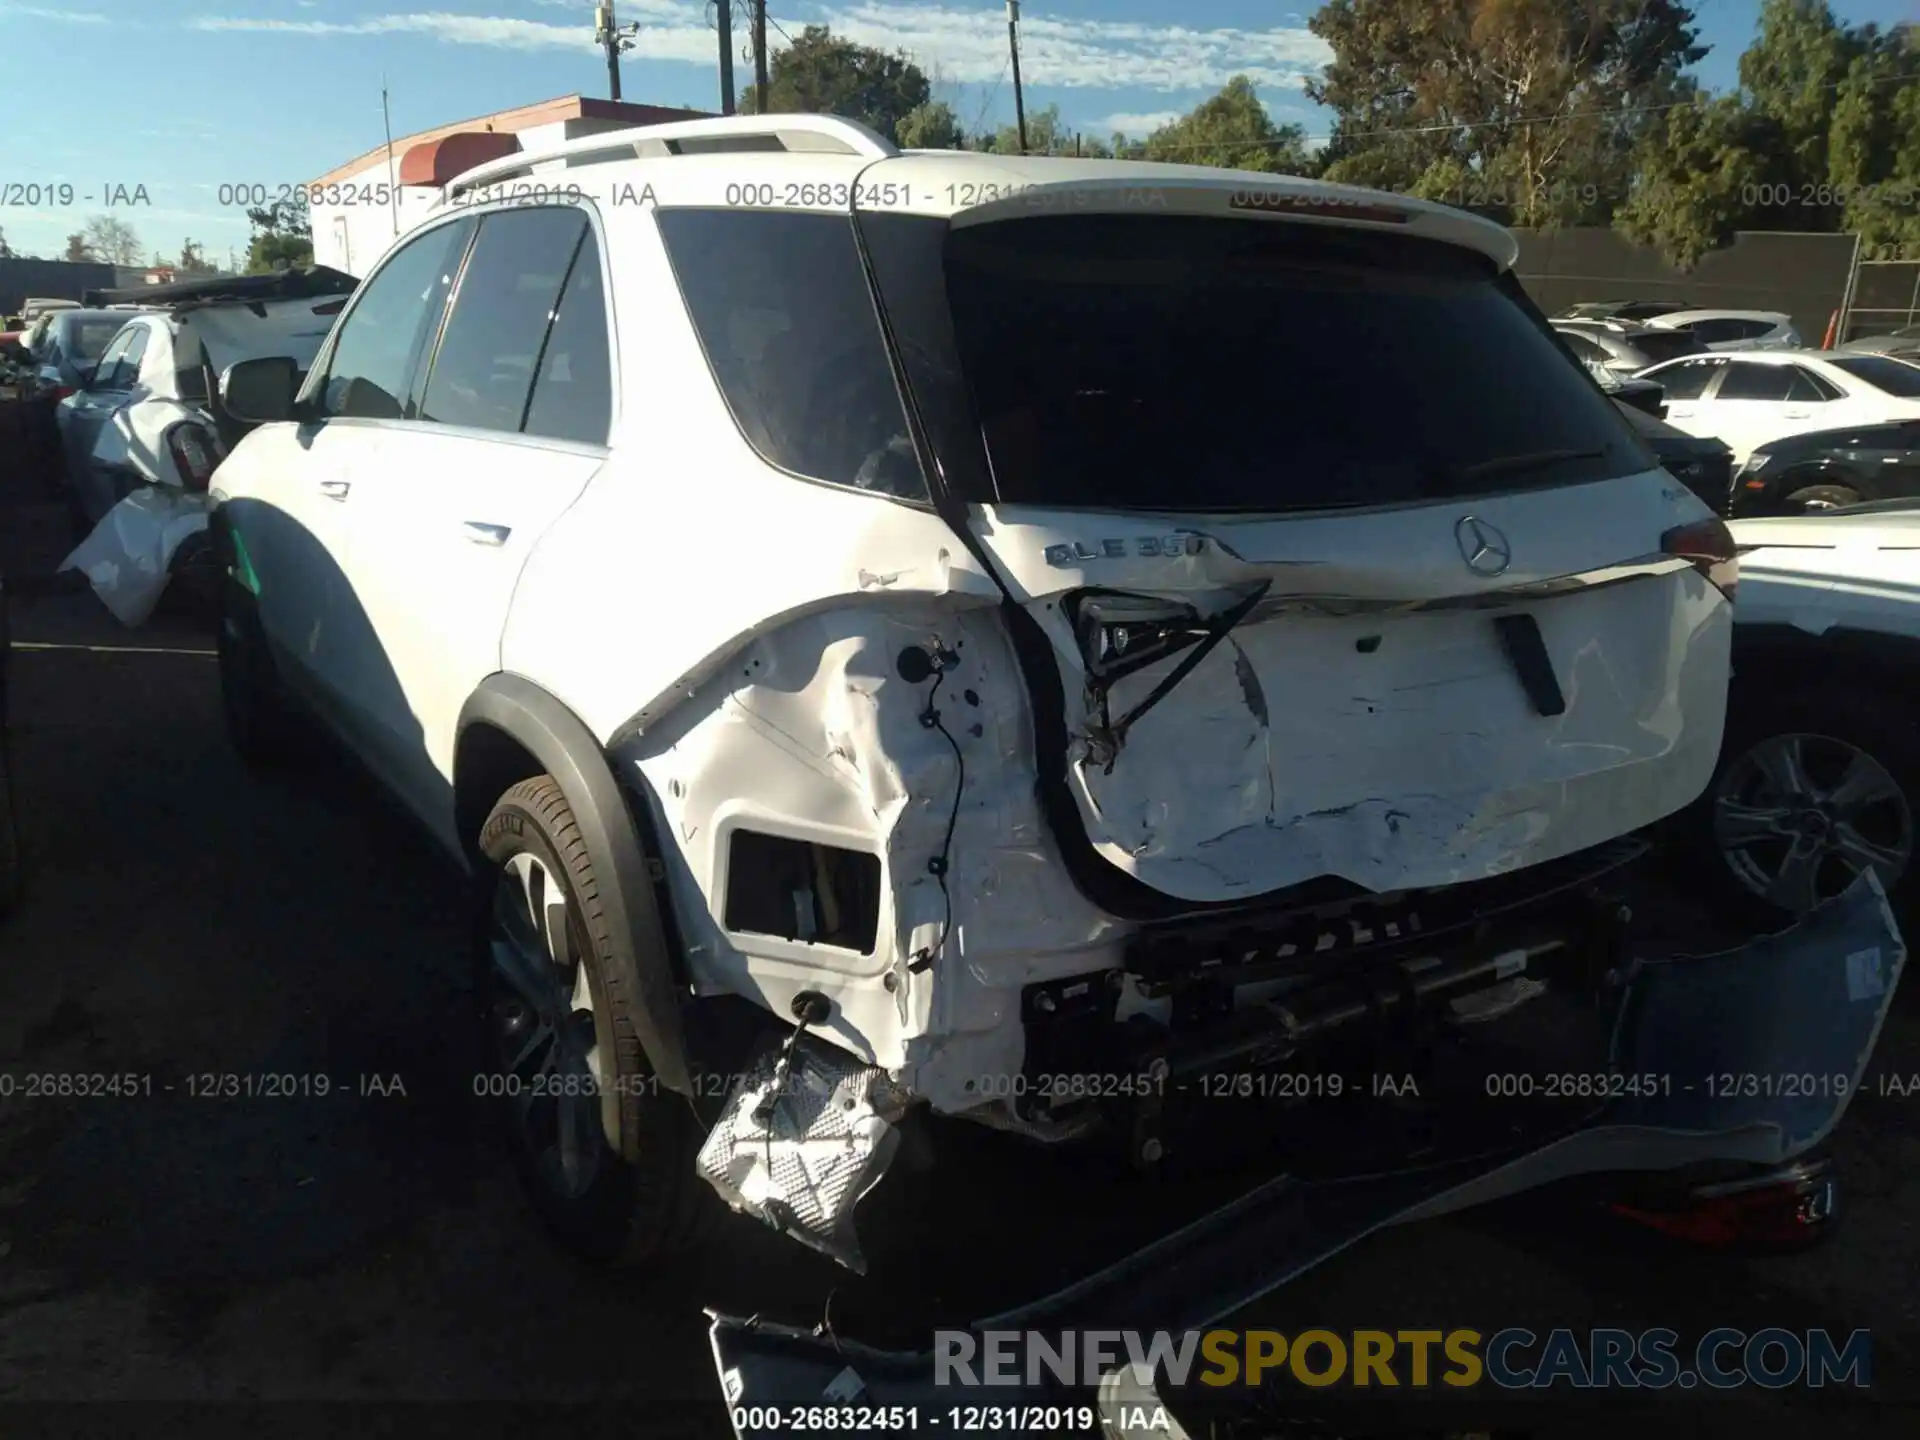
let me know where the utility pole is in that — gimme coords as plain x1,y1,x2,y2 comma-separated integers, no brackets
1007,0,1028,154
716,0,736,114
594,3,639,102
751,0,769,114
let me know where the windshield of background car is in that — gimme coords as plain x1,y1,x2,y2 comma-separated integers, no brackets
1828,355,1920,398
67,316,128,361
920,213,1646,510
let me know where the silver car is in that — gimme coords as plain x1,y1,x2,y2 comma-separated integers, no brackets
1645,308,1803,352
1837,324,1920,361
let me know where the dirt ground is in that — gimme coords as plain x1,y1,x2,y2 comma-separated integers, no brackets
3,424,1920,1437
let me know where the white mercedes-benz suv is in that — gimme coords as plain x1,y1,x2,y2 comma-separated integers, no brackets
207,117,1901,1381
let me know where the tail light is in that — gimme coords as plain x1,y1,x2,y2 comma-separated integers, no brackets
49,384,74,402
165,421,221,492
1661,516,1738,600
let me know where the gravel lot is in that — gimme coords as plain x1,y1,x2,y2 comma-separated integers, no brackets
3,432,1919,1436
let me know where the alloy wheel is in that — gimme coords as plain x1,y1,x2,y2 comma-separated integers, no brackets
487,851,610,1199
1713,730,1913,915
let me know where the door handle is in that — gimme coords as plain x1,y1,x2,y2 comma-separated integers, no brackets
462,521,511,546
319,479,351,500
1783,410,1810,419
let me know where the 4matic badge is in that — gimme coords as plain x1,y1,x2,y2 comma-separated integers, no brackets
1043,535,1210,567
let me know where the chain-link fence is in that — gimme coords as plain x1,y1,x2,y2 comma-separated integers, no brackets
1839,239,1920,342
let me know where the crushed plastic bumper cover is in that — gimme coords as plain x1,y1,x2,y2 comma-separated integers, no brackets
709,872,1905,1431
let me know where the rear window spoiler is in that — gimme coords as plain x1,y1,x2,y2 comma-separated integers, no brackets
81,266,358,318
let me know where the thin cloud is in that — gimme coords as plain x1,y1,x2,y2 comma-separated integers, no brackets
0,5,109,21
186,3,1332,91
1092,110,1180,137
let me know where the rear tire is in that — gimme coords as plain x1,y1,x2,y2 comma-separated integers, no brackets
1781,483,1862,512
216,586,306,770
1680,684,1918,927
474,776,715,1265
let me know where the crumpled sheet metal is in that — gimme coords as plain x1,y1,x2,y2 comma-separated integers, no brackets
59,486,213,627
707,871,1906,1434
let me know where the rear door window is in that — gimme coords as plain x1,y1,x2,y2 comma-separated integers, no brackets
1645,359,1722,399
1715,363,1795,401
522,229,613,445
1785,367,1837,403
418,206,589,435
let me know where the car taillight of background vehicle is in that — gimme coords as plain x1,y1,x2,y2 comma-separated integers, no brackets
165,422,221,492
49,386,74,403
1661,516,1738,600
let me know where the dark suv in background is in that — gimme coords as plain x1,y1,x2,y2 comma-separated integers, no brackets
1730,417,1920,516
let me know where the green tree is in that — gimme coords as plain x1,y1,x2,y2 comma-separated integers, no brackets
0,226,12,259
742,25,932,145
1829,24,1920,247
63,232,94,263
1139,77,1312,172
244,193,314,274
1738,0,1866,200
896,98,964,150
976,104,1112,156
1309,0,1705,226
1616,96,1782,268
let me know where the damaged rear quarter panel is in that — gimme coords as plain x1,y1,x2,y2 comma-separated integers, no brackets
497,217,1117,1102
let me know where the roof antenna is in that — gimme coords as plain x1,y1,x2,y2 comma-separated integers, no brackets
381,76,399,239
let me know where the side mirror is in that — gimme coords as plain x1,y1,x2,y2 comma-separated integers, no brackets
221,355,300,425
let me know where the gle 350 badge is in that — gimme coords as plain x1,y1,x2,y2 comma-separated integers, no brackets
1043,535,1210,567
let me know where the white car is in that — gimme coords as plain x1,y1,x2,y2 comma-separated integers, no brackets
55,270,356,528
1677,499,1920,919
1644,308,1802,352
202,115,1899,1380
1636,349,1920,464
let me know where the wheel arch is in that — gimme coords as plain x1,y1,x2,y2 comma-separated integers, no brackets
1732,622,1920,697
456,674,693,1097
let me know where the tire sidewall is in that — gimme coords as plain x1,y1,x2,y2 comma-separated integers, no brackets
474,789,650,1261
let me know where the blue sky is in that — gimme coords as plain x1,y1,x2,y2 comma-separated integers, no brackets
1,0,1910,264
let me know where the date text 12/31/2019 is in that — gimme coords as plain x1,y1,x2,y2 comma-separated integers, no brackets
0,1072,408,1099
730,1405,1108,1435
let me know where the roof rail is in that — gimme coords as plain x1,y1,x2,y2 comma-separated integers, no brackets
443,114,897,201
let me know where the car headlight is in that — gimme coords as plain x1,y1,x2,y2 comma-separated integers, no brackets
1740,452,1774,475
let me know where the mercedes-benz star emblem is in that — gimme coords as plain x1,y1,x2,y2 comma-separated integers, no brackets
1454,515,1512,577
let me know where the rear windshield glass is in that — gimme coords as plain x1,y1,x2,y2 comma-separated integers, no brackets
1829,355,1920,397
1628,329,1699,364
69,317,128,360
932,215,1644,510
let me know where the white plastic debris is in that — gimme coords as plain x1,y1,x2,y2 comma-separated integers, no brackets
58,487,214,627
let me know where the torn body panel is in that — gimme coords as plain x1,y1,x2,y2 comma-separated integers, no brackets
607,598,1121,1105
973,478,1732,905
708,873,1905,1432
